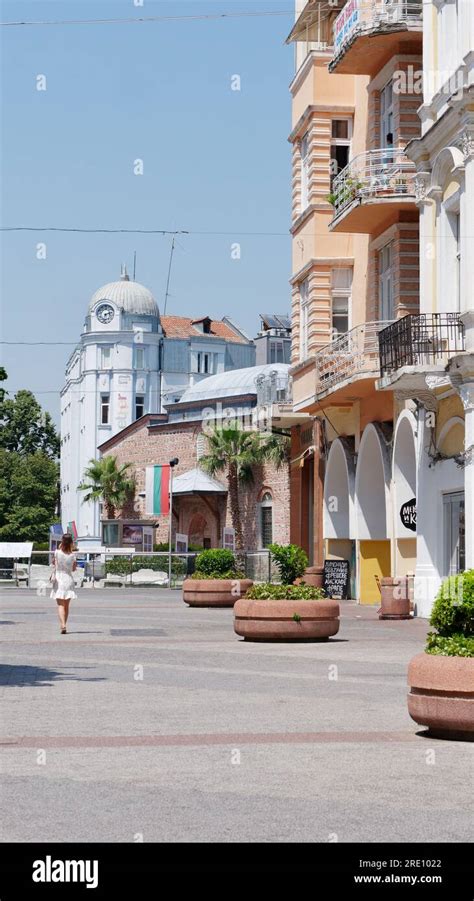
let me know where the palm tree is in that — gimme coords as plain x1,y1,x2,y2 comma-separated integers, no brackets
199,424,289,551
78,456,135,520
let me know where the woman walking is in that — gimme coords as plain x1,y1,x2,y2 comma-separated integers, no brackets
50,534,77,634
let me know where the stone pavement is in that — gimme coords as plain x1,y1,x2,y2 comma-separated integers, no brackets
1,588,472,843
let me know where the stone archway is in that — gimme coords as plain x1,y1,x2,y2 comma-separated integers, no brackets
355,423,392,603
188,512,210,548
392,410,417,578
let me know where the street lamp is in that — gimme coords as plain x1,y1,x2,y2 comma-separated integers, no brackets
168,458,179,588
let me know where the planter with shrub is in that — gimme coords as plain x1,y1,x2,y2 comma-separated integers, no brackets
407,571,474,740
234,582,339,641
183,549,253,607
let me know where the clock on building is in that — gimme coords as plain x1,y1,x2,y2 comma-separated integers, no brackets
96,303,115,324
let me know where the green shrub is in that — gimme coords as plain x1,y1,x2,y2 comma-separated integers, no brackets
193,549,237,579
429,571,474,637
268,543,308,585
246,582,325,601
105,554,185,576
425,633,474,658
424,571,474,657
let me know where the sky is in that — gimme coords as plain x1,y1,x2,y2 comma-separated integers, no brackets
1,0,295,422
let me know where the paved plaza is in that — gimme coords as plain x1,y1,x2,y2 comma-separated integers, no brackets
1,588,472,843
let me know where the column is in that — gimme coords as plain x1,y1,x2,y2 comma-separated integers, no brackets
459,383,474,570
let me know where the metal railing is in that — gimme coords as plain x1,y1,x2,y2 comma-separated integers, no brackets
332,0,422,59
315,321,393,393
379,313,465,375
330,148,416,219
256,373,292,406
7,550,279,590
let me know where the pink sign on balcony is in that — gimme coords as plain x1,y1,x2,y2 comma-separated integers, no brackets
334,0,359,51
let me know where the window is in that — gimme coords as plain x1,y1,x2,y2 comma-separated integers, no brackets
300,131,310,210
270,341,284,363
135,347,145,370
380,81,394,148
143,529,153,553
299,279,309,361
443,492,465,576
330,119,352,188
102,522,119,546
259,492,273,549
331,268,352,338
100,394,110,425
100,347,112,369
197,352,213,374
135,395,145,420
379,243,394,320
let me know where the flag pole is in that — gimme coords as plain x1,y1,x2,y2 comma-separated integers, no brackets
168,458,179,588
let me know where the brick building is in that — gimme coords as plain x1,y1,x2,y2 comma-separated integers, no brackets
97,364,291,551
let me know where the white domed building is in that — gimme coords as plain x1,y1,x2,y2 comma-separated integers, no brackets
60,268,255,538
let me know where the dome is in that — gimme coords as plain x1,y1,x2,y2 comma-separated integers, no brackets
178,363,290,403
89,268,159,318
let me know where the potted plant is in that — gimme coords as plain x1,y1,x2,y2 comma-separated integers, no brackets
183,548,253,608
233,543,340,641
407,570,474,740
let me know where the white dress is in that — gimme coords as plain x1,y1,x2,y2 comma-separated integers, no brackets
50,550,77,600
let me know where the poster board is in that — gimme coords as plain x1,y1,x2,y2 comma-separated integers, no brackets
323,559,350,600
175,533,188,554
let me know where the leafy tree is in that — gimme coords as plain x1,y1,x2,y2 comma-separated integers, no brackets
199,424,289,551
79,456,135,519
0,386,59,458
0,449,59,542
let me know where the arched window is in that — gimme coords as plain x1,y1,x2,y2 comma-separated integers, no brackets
259,491,273,549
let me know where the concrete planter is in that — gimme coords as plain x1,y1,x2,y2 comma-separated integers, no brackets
183,578,253,608
295,566,324,589
407,652,474,740
234,598,340,642
379,576,411,620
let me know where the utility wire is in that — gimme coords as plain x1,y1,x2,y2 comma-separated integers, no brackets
1,10,293,27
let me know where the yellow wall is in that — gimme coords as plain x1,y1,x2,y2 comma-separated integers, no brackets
359,540,391,604
395,539,416,577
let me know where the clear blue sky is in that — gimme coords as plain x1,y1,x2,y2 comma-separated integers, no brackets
1,0,295,421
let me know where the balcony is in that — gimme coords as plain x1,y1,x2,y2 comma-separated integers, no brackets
315,321,393,398
256,372,310,429
329,148,417,234
330,0,423,76
379,314,465,378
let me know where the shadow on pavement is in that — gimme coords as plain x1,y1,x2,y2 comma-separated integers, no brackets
0,664,107,687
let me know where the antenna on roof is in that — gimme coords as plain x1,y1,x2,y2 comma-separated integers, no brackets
163,236,176,316
133,251,137,281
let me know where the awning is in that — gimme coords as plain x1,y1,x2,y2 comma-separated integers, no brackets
172,468,227,496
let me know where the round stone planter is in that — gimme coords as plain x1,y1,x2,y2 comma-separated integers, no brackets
294,566,324,589
379,576,411,620
183,578,253,608
234,598,340,642
407,652,474,740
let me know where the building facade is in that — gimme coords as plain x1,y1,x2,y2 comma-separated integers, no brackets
97,364,292,554
378,0,474,615
288,0,473,616
60,269,255,538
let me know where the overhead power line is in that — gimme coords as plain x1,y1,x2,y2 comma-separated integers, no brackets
1,10,292,27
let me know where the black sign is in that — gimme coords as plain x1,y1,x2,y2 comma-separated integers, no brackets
323,559,350,600
400,497,416,532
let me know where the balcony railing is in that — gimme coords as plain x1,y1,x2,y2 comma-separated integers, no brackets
379,314,465,375
315,321,393,393
333,0,422,59
330,148,416,219
256,372,292,406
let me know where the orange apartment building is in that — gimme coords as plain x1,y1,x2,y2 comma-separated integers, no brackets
287,0,423,602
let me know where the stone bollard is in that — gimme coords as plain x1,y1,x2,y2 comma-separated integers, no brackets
379,576,411,620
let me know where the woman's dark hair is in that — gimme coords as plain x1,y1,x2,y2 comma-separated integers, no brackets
60,533,74,553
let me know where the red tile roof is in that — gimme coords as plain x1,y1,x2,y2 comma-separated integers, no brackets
161,315,248,343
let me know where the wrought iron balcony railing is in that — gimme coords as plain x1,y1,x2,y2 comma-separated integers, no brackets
329,148,416,219
315,321,393,393
332,0,422,60
379,314,465,375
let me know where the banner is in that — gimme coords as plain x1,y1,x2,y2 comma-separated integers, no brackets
145,465,170,516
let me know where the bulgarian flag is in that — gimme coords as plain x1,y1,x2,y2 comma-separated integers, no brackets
145,464,170,515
